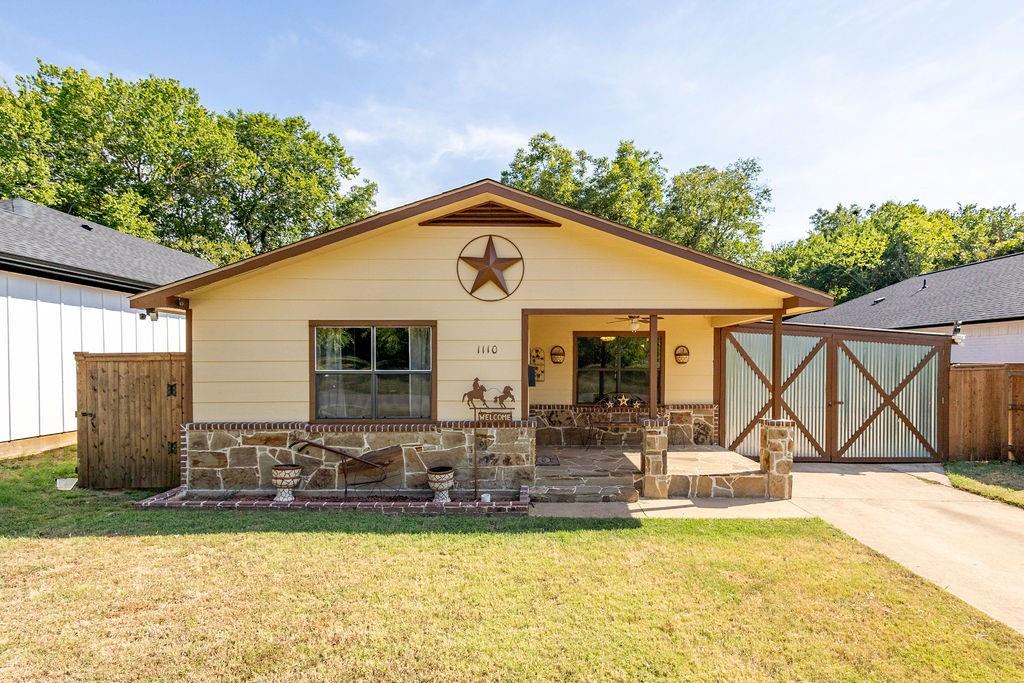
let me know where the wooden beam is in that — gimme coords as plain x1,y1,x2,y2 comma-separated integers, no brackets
649,312,658,418
772,310,783,419
521,312,529,421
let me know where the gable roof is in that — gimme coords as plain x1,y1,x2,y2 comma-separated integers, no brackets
129,179,832,310
793,251,1024,329
0,199,214,292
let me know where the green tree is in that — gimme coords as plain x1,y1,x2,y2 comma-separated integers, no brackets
0,62,376,264
765,201,1024,302
0,84,55,204
660,158,770,263
499,132,590,207
583,141,665,233
501,132,767,262
224,111,377,253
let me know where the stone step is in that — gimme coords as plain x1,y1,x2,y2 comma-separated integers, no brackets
534,474,637,488
529,484,640,503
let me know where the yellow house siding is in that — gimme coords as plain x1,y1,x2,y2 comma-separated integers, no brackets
188,201,790,422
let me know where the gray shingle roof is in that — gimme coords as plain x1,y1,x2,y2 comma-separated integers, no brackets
0,198,213,290
793,252,1024,329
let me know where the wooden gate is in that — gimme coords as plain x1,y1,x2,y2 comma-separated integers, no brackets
950,364,1024,460
1012,372,1024,460
75,352,186,489
722,324,950,462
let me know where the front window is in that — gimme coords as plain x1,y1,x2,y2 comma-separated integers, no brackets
575,334,661,404
314,325,432,419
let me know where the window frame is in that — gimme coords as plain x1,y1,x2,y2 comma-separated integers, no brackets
309,320,437,423
572,330,665,405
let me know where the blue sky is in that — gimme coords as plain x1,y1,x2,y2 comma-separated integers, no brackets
1,0,1022,243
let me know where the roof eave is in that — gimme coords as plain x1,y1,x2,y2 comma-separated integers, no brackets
0,253,159,293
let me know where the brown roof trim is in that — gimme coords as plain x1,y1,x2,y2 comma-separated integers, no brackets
130,179,832,310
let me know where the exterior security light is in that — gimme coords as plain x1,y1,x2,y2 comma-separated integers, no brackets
951,321,966,345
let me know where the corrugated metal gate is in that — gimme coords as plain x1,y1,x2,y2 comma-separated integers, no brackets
721,323,950,462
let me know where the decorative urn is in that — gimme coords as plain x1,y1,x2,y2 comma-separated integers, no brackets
426,466,456,503
270,464,302,502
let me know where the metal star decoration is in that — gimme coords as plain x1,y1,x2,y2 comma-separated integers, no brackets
617,394,630,406
459,235,523,295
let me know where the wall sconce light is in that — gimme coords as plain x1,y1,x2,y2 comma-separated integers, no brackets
550,345,565,364
674,345,690,364
951,320,966,345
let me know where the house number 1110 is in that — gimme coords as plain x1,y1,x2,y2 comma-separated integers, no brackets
477,344,499,355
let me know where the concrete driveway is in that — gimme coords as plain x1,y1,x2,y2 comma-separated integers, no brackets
791,463,1024,634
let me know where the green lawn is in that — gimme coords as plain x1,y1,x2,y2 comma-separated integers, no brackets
2,450,1023,682
946,460,1024,509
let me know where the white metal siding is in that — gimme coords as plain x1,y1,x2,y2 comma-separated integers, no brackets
914,321,1024,363
1,271,186,443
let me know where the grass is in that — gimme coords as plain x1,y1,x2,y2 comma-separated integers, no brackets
946,460,1024,509
1,450,1023,682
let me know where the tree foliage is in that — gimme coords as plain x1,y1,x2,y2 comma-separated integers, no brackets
0,62,376,264
502,132,770,263
763,202,1024,302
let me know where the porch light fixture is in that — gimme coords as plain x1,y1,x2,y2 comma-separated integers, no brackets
629,316,641,333
951,321,966,345
600,336,616,342
550,345,565,364
674,345,690,364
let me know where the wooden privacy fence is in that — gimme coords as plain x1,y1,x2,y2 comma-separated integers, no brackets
949,364,1024,461
721,323,950,462
75,352,186,489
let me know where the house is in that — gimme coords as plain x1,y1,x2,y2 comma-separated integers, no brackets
0,199,213,458
131,179,835,504
793,252,1024,363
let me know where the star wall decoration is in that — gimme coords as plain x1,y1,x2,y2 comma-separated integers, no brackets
459,235,523,296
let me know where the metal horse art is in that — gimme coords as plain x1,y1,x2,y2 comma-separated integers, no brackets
492,385,516,409
463,377,490,408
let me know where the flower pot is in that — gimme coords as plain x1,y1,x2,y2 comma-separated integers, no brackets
271,464,302,503
426,466,455,503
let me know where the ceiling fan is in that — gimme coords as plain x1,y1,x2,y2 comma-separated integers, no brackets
605,314,663,333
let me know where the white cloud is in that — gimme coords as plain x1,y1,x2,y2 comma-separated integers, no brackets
311,99,530,209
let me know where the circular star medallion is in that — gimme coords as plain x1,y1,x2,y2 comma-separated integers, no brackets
457,234,524,301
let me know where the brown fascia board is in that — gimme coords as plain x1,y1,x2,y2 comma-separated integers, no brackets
129,179,833,310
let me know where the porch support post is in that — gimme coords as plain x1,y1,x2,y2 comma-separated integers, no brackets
771,309,783,419
521,311,529,420
649,312,658,419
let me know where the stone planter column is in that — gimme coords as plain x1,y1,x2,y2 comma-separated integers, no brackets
758,418,795,499
641,422,669,498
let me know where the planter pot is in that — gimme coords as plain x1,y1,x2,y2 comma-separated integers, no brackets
426,466,455,503
271,464,302,503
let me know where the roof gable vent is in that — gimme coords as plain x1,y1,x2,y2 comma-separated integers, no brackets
419,201,561,227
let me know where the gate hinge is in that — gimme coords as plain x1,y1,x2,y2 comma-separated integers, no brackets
167,441,178,455
167,383,177,397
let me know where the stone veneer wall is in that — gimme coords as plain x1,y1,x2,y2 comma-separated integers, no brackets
530,404,718,448
183,422,535,496
641,417,794,499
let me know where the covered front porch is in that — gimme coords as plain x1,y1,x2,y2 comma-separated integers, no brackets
521,308,796,500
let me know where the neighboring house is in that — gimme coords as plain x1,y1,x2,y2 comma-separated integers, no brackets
131,179,836,501
793,252,1024,363
0,199,213,457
